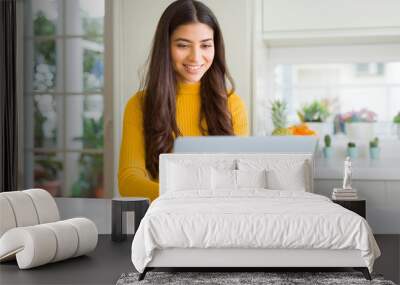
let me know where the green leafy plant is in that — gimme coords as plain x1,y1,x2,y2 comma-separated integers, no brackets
324,135,331,147
393,112,400,124
34,154,63,196
33,98,47,147
71,115,104,198
348,142,356,148
82,10,104,40
369,137,379,148
34,156,62,182
297,100,331,123
34,12,56,64
76,115,104,149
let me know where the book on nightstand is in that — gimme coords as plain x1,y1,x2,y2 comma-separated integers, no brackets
332,188,358,200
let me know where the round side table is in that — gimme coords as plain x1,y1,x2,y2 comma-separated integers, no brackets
111,197,150,242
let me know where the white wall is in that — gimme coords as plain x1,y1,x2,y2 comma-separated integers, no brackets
253,0,400,135
262,0,400,45
113,0,253,197
262,0,400,32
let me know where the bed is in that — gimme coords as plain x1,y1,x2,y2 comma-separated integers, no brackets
131,153,380,280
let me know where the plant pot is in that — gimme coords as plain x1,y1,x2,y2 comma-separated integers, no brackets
307,122,333,139
347,147,358,159
345,122,375,141
396,124,400,140
95,187,105,198
323,147,333,159
35,180,61,197
369,147,380,160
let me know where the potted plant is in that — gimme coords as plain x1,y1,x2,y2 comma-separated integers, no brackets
34,155,63,196
347,142,358,159
71,115,104,198
369,137,380,160
323,134,333,159
270,100,291,135
297,100,332,138
340,109,377,141
393,112,400,139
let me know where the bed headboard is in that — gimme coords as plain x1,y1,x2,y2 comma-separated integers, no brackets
159,153,314,195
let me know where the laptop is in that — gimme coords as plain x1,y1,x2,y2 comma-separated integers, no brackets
173,136,318,154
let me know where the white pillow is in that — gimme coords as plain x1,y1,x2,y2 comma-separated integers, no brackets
266,168,306,191
237,159,309,192
212,168,236,190
236,169,268,188
167,162,212,191
211,169,268,190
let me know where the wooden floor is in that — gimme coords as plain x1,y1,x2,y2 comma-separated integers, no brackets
0,235,398,285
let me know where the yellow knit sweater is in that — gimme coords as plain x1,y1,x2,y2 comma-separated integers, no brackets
118,82,249,201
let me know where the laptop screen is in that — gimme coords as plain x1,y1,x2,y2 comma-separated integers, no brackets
173,136,318,154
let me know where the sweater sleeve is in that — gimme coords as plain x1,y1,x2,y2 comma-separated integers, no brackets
118,93,159,201
228,93,250,136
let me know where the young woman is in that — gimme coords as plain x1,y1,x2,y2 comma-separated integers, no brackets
118,0,249,201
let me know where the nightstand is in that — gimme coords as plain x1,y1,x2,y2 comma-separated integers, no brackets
332,199,366,219
111,197,150,242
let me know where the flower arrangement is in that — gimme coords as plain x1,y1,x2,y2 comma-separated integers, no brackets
297,100,331,122
337,109,377,140
339,108,377,123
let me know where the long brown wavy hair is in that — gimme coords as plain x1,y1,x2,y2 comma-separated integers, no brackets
142,0,235,179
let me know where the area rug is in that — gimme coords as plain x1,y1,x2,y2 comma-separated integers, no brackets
116,271,396,285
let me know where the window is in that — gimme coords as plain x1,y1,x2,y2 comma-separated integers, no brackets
274,62,400,124
254,44,400,137
23,0,112,197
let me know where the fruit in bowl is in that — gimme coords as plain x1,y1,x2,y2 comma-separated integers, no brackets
288,123,317,136
272,127,293,136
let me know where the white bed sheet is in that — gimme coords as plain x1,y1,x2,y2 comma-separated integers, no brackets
131,190,380,273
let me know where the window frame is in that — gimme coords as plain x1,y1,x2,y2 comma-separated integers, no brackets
17,0,114,198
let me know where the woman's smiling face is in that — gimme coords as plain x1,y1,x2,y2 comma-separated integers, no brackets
170,22,215,84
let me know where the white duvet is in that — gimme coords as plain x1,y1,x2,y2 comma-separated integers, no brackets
131,190,380,273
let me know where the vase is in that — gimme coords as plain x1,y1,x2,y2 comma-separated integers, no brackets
323,147,333,159
347,147,358,159
369,147,380,160
345,122,375,141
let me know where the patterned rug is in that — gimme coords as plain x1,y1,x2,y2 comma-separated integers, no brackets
116,271,396,285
